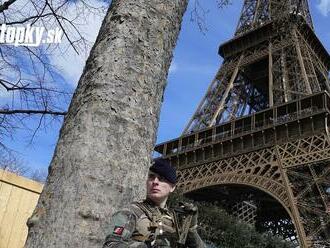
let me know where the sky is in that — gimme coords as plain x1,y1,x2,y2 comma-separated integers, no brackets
2,0,330,173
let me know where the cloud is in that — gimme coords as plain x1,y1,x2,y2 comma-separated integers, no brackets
169,61,178,73
316,0,330,16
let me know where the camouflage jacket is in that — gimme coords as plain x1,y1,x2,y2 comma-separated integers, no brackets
103,199,206,248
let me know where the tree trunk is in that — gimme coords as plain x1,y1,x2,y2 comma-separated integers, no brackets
25,0,188,247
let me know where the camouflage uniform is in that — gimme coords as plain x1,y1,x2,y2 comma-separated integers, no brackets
103,199,206,248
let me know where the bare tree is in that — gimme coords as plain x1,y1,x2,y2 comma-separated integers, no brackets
29,167,48,182
0,149,48,182
0,149,29,175
0,0,108,148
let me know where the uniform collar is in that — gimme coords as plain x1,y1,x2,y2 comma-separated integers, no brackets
144,198,171,214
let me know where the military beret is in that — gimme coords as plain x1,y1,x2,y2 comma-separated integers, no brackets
150,158,176,184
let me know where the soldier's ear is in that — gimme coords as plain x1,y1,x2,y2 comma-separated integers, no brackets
170,185,176,193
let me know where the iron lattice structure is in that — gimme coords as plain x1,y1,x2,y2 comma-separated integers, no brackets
155,0,330,247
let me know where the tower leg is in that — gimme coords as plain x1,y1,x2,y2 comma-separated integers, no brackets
276,152,310,247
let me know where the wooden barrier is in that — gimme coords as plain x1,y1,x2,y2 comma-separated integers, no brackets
0,169,43,248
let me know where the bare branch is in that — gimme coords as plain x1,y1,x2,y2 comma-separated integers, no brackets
0,109,67,115
190,0,232,34
45,1,79,54
191,0,209,34
0,0,18,14
217,0,232,9
5,12,54,25
0,0,107,150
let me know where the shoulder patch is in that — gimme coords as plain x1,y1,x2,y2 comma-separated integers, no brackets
113,226,125,235
106,210,136,240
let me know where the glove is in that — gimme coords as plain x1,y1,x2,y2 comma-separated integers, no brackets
179,202,198,229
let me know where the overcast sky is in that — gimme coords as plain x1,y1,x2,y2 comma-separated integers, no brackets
4,0,330,173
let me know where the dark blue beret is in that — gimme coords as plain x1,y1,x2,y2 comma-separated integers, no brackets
150,158,176,184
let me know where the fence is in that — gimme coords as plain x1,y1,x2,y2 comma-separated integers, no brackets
0,169,43,248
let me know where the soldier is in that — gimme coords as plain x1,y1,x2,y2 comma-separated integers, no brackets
103,158,206,248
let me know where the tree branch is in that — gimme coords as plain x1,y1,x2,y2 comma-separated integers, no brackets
0,0,17,14
0,109,67,115
45,1,79,54
5,12,54,25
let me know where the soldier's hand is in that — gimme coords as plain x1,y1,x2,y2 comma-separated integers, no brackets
179,202,197,213
179,202,198,228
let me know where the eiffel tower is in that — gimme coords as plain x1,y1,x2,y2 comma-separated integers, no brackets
154,0,330,247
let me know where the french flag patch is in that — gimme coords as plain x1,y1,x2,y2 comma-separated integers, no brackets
113,226,124,235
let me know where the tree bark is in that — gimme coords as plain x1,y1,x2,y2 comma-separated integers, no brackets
25,0,188,247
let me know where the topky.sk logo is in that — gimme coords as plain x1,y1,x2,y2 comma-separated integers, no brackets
0,24,63,47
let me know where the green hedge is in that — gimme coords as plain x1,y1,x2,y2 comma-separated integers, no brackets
168,194,295,248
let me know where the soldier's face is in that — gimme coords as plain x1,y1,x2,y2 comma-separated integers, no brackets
146,171,175,206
